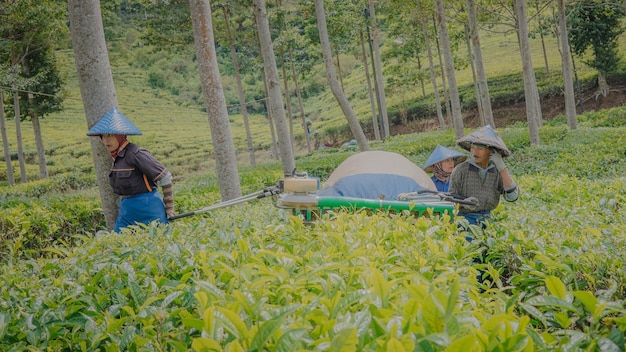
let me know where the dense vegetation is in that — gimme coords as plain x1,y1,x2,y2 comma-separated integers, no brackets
1,107,625,350
2,1,626,350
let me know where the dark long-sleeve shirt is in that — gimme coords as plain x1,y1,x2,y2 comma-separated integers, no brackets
109,143,169,196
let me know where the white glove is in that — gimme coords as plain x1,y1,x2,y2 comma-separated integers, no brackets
397,192,415,201
490,151,506,171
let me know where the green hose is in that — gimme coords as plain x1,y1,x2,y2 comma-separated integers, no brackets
317,196,454,216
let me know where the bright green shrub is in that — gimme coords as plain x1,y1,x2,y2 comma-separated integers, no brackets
0,196,104,259
2,106,626,350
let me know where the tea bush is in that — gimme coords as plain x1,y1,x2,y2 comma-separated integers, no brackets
1,107,626,350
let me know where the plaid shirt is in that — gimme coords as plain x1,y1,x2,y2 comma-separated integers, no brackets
448,160,516,213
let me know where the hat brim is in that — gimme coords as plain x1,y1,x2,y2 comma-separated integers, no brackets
86,108,142,136
423,155,467,173
456,126,511,157
422,145,469,172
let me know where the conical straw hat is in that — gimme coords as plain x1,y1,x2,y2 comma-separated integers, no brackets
456,125,511,157
422,145,468,172
87,107,142,136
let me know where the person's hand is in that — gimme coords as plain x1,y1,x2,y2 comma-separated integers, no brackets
490,150,506,171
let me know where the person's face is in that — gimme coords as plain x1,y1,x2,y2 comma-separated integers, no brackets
470,142,491,168
101,134,120,153
440,158,455,173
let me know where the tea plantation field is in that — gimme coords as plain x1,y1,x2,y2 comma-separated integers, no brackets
1,108,625,350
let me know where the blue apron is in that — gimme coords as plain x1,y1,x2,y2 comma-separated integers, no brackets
115,190,168,232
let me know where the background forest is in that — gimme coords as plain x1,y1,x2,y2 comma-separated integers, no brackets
2,0,625,188
1,0,626,350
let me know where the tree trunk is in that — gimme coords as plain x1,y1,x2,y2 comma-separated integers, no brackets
315,0,369,151
0,90,15,186
68,0,120,229
30,114,48,179
289,49,312,152
557,0,578,130
368,0,390,138
420,13,446,130
280,51,295,153
223,7,255,166
536,2,550,74
23,63,49,179
262,68,279,159
335,51,345,93
434,0,464,139
367,28,384,137
467,0,495,127
12,92,26,183
417,56,426,97
253,0,295,176
465,24,485,125
597,72,610,97
433,16,451,126
189,0,242,201
359,29,381,141
515,0,541,145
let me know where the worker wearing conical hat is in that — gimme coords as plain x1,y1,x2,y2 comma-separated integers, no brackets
87,108,176,232
423,145,467,192
449,125,519,230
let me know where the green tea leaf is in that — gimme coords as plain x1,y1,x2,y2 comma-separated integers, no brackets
572,291,598,313
545,276,567,300
191,337,222,352
215,306,249,340
328,327,358,352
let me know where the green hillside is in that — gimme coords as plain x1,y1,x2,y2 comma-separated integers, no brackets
1,21,610,186
2,13,626,347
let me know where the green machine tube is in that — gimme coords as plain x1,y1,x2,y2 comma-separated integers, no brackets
316,196,454,217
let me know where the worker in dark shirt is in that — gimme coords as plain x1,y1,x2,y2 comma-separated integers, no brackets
87,108,175,232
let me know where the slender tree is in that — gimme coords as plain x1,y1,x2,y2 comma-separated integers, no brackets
260,67,279,159
253,0,295,175
367,0,390,138
279,52,295,152
190,0,242,201
219,3,256,166
315,0,369,151
557,0,577,130
1,67,30,183
0,89,14,186
22,49,64,179
289,48,312,151
467,0,495,127
68,0,121,229
359,29,381,140
434,0,464,139
419,3,446,130
465,23,485,126
433,16,452,125
515,0,541,145
11,89,26,182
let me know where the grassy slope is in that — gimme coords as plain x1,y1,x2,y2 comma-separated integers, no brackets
2,15,626,348
0,19,608,187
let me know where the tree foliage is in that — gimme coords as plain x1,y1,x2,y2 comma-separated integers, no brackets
568,0,625,76
0,0,66,119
